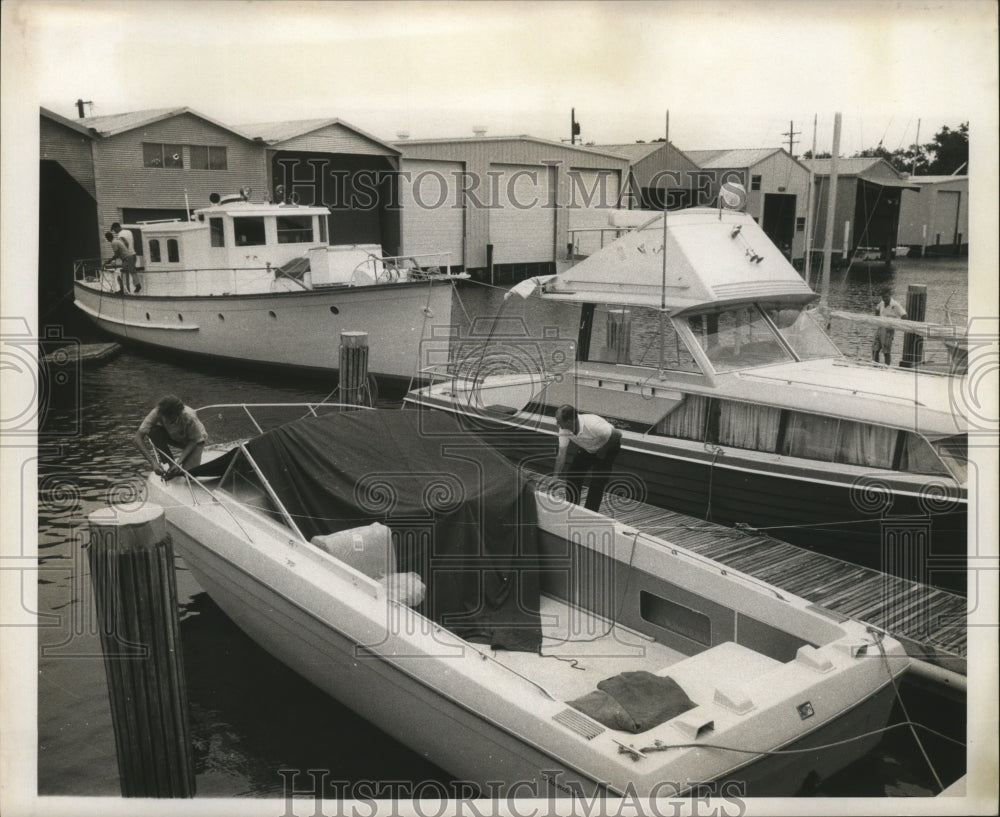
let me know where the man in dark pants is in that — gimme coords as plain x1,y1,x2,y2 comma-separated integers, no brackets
553,404,622,512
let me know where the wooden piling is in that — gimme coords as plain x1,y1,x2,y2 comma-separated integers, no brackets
339,330,370,406
901,284,927,369
85,502,195,797
606,309,632,363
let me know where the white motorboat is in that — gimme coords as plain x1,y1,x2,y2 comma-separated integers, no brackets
404,209,968,592
145,404,910,798
73,189,464,392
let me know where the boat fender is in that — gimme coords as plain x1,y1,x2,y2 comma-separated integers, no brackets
379,572,426,606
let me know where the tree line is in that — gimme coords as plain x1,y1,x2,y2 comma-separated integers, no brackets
803,122,968,176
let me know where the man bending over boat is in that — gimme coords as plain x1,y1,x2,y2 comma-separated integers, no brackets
134,395,207,479
553,404,622,512
104,230,139,293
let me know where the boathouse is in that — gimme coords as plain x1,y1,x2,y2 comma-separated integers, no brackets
800,157,918,263
236,119,402,253
594,141,703,210
684,147,811,263
896,175,969,256
393,135,630,279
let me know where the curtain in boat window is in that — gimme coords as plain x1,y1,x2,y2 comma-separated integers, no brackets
718,400,781,452
655,395,708,440
781,413,841,461
837,420,896,468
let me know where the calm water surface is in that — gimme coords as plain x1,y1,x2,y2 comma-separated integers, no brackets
35,257,968,799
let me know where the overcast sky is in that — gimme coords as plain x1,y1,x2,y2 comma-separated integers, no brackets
7,0,997,157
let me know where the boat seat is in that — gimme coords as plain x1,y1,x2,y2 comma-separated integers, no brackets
658,641,782,711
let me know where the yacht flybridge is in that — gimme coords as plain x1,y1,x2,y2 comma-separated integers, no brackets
405,208,968,592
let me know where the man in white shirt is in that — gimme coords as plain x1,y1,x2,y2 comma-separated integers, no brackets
872,289,907,365
553,404,622,512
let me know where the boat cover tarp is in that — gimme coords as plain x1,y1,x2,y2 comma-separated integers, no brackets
243,409,542,651
569,671,696,733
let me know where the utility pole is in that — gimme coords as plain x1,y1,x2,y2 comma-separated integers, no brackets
571,108,581,145
911,118,921,176
782,120,801,157
76,99,93,119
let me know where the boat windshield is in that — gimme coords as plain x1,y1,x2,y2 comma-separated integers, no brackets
686,306,794,372
931,434,968,483
766,307,843,361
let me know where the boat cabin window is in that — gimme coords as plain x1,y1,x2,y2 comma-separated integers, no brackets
687,306,793,371
319,215,328,244
900,433,965,480
766,308,842,360
166,238,180,263
234,217,267,246
276,215,314,244
586,305,700,372
652,397,960,479
148,240,161,263
210,218,225,247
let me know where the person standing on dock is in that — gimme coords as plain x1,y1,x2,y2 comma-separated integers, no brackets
872,289,907,366
133,395,207,478
104,230,139,293
553,404,622,512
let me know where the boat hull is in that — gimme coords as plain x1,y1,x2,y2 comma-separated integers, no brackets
162,495,903,797
73,279,454,386
410,401,968,593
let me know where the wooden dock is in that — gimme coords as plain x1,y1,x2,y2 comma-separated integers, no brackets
42,342,121,366
572,487,967,677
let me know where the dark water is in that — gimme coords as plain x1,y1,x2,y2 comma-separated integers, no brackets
35,257,968,799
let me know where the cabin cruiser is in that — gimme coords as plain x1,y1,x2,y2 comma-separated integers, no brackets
73,188,464,391
144,404,910,797
404,209,968,592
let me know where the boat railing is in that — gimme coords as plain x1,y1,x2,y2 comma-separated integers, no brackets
73,258,106,281
194,402,372,446
352,251,453,283
567,227,627,259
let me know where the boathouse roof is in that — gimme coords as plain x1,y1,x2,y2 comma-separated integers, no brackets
75,107,253,140
239,118,400,154
685,147,788,168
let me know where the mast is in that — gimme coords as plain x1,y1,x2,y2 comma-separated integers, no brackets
659,111,669,376
803,114,817,286
820,112,841,308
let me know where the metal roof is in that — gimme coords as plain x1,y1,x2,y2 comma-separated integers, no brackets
76,107,254,140
596,142,668,161
799,157,899,177
394,134,628,161
40,107,97,138
239,118,399,153
686,147,784,169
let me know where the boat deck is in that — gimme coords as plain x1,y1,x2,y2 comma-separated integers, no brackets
493,595,687,701
546,482,967,676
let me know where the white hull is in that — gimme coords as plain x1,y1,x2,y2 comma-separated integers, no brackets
74,279,454,384
148,460,907,797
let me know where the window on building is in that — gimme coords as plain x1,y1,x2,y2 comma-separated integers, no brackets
210,218,225,247
166,239,180,263
143,143,184,169
190,145,228,170
148,240,161,262
276,215,314,244
233,217,267,246
796,217,806,232
751,175,762,191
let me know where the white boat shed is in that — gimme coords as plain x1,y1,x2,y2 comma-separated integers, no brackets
896,175,968,256
684,147,811,263
394,136,630,279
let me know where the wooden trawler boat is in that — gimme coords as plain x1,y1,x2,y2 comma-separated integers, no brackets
73,188,464,392
404,208,968,592
146,405,909,797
